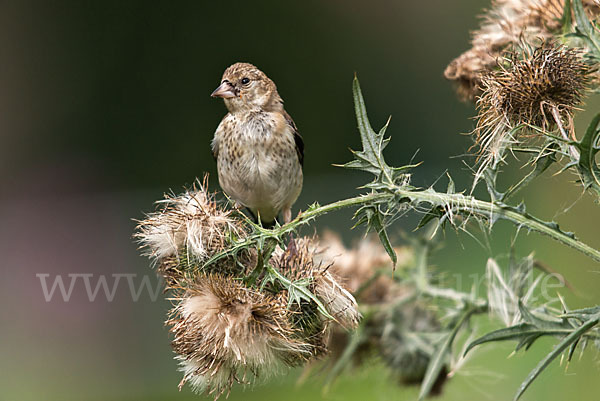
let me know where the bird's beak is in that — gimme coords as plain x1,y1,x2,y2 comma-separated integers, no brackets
211,81,237,98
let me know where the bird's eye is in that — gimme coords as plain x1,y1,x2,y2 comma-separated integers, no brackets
241,77,250,85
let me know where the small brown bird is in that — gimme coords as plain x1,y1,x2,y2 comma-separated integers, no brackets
210,62,304,226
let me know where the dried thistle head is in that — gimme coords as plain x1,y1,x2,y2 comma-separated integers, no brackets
444,0,600,100
479,44,593,126
159,247,257,289
309,234,447,392
473,43,594,176
273,236,361,331
313,271,360,329
135,178,246,264
379,303,446,393
135,179,362,397
314,231,413,305
169,273,312,398
135,178,252,287
135,180,374,396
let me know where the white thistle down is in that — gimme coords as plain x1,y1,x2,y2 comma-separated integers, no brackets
486,256,542,326
135,181,245,263
314,271,360,329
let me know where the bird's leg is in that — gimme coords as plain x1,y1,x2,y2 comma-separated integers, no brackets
281,206,298,258
282,207,292,224
285,234,298,264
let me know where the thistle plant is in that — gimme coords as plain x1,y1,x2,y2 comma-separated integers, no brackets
136,1,600,399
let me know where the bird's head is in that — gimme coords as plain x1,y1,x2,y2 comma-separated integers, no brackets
211,63,283,113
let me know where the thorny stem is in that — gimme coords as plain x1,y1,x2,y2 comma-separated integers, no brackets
208,185,600,270
292,193,389,227
392,186,600,263
276,188,600,263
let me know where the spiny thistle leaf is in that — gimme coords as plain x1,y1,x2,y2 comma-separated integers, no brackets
265,265,334,320
575,113,600,199
418,331,453,401
562,305,600,317
418,306,480,401
344,76,412,185
483,160,505,201
513,315,599,401
518,301,567,330
572,0,600,59
465,323,573,356
562,0,572,36
497,203,577,240
415,206,446,231
502,144,557,202
344,76,409,266
342,76,600,264
464,297,600,401
416,174,458,230
353,204,397,267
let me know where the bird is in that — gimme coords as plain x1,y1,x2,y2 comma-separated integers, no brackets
210,62,304,227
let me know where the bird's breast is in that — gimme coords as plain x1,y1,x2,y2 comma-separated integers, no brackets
215,111,302,219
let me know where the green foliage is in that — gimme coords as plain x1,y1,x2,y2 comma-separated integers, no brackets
344,78,600,263
417,305,482,401
575,113,600,199
344,77,421,266
343,77,416,187
572,0,600,59
263,264,334,320
334,20,600,394
465,301,600,401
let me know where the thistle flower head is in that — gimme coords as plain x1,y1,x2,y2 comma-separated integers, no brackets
135,178,246,264
380,303,446,391
170,274,311,398
444,0,600,100
135,179,253,287
479,44,593,126
273,236,361,330
473,43,595,177
314,231,413,304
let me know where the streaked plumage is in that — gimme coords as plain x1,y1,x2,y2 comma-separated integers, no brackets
211,62,303,225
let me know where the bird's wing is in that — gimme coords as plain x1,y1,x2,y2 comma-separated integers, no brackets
211,138,219,160
211,116,229,160
282,110,304,166
210,138,219,160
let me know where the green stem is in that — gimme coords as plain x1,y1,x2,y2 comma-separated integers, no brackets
280,187,600,263
205,187,600,270
393,187,600,263
277,192,389,233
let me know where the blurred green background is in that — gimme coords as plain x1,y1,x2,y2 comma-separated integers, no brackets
1,1,599,400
